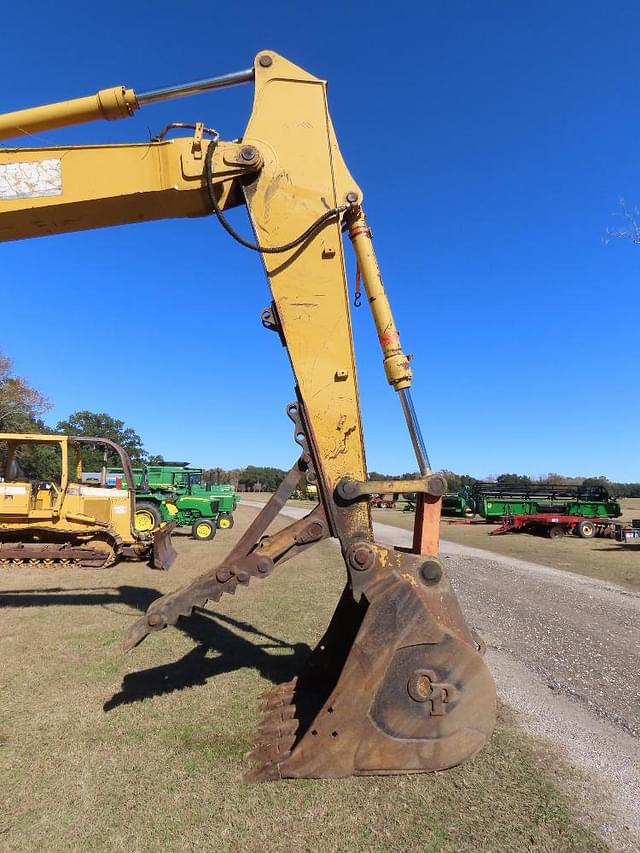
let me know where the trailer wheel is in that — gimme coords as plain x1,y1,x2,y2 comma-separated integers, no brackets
549,524,564,540
192,519,216,541
217,513,234,530
577,520,596,539
135,502,163,533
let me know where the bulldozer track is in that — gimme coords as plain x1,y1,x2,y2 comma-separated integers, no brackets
0,540,117,569
0,557,83,568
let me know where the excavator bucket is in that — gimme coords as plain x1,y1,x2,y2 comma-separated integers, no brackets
247,548,494,780
126,458,496,780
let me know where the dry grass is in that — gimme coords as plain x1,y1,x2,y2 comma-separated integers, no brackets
0,509,603,851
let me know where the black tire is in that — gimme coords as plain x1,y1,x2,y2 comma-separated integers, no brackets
548,524,564,540
217,513,234,529
192,518,217,541
135,501,163,533
577,519,596,539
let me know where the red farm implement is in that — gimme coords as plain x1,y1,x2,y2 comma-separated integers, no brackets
491,513,624,540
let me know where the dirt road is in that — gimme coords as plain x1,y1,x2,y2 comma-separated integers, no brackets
242,500,640,849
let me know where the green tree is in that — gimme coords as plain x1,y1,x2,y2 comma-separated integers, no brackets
56,411,147,471
240,465,287,492
496,473,532,487
0,355,56,481
0,353,51,431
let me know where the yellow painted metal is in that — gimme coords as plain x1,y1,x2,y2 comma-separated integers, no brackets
0,51,412,520
0,433,133,543
0,139,252,242
195,521,211,538
218,516,232,529
0,86,138,141
135,509,156,533
346,207,413,392
241,53,369,510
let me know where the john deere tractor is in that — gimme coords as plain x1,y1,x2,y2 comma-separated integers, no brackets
109,464,237,540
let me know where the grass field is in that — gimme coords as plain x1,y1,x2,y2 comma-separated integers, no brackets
0,508,604,851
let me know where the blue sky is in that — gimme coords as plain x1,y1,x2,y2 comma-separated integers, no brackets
2,1,639,480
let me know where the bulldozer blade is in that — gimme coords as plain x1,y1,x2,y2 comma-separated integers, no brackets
245,577,496,781
151,522,177,571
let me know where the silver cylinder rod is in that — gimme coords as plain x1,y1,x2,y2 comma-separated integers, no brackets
398,388,431,475
137,68,255,106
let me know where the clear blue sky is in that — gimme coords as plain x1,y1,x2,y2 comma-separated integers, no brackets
2,1,639,480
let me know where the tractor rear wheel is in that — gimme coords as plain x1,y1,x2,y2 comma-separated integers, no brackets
192,519,217,541
135,502,163,533
217,513,234,529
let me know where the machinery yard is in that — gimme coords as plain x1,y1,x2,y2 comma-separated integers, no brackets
1,6,639,852
1,506,628,852
372,498,640,592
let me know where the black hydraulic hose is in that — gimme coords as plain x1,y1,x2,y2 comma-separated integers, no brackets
204,141,350,253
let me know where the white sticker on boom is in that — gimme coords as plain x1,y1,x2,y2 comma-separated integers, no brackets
0,158,62,200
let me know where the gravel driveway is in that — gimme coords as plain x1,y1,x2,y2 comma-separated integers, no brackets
242,500,640,849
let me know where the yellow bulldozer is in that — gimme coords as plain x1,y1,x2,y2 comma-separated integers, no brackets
0,433,175,569
0,51,495,779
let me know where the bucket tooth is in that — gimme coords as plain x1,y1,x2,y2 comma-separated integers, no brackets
244,761,284,783
255,705,297,732
258,677,297,702
253,717,299,744
245,680,302,780
258,694,296,712
246,731,297,764
257,681,297,711
245,732,296,773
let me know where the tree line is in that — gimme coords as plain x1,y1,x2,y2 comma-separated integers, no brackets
372,469,640,499
1,352,638,496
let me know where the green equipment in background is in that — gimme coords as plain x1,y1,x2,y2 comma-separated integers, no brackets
441,485,476,518
470,482,621,522
108,463,238,540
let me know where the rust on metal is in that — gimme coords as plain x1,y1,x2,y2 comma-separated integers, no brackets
127,398,496,781
336,475,447,501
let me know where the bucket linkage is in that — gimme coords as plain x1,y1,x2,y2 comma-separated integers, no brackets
125,402,496,780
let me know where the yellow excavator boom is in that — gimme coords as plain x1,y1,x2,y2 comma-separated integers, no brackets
0,50,495,780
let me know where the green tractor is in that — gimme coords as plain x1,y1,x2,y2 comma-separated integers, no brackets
108,464,238,541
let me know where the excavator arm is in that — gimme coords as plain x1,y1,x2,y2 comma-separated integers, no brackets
0,51,495,779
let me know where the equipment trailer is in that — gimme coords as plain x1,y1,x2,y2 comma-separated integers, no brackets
472,482,621,521
492,513,623,540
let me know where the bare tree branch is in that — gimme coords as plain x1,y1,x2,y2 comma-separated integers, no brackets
605,197,640,245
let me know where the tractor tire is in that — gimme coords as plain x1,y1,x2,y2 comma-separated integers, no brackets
577,519,596,539
217,513,234,530
135,501,163,533
548,524,564,540
192,518,217,541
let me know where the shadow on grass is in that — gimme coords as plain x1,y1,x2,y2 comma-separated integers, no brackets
104,607,311,712
0,585,159,611
0,585,310,710
594,545,640,552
